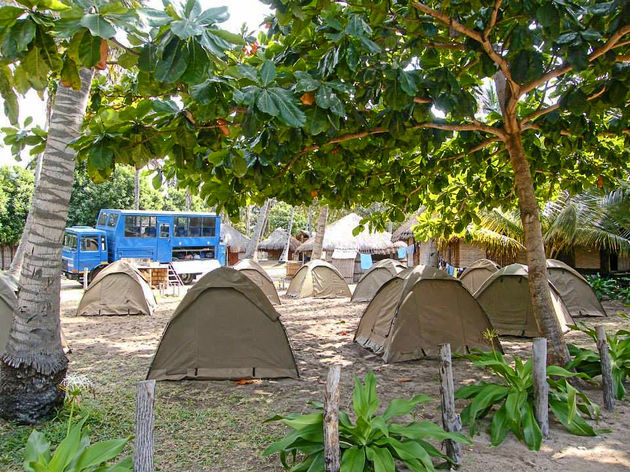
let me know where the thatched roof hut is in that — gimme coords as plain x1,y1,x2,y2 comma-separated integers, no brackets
296,213,396,255
259,228,300,252
221,224,250,253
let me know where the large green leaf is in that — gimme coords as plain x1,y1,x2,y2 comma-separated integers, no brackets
490,403,510,446
80,14,115,39
382,395,432,421
23,430,51,472
353,372,379,420
340,446,365,472
155,39,189,83
549,399,597,436
268,88,306,128
256,89,279,117
0,6,24,29
1,18,36,59
73,438,130,470
0,66,18,125
171,18,203,39
47,419,87,470
260,60,277,87
78,32,102,68
365,445,395,472
520,403,542,451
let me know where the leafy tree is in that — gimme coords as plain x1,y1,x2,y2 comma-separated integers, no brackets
72,0,629,363
266,202,307,236
0,166,34,245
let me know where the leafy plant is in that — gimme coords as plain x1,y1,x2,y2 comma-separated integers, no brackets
567,321,630,400
585,273,619,301
456,349,599,451
263,371,471,471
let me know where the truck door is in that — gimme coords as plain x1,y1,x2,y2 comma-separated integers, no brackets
79,234,102,272
156,217,172,263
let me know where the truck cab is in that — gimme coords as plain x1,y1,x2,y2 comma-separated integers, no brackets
61,227,108,281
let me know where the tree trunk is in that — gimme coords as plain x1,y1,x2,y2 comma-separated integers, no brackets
244,200,271,260
185,190,191,211
0,68,94,423
8,154,43,282
420,239,439,268
505,132,570,365
246,205,251,237
134,168,140,210
307,206,313,234
280,206,295,262
312,205,328,260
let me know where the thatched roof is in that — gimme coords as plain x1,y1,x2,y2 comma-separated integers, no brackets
296,213,396,255
392,211,423,243
259,228,300,251
221,224,250,252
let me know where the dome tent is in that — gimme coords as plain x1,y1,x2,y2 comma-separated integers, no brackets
474,263,574,337
355,265,499,363
234,258,281,305
147,267,298,380
546,259,606,317
77,260,156,316
285,260,351,299
459,259,501,294
351,259,407,302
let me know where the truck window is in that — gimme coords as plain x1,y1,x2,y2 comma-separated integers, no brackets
175,217,188,237
160,223,170,238
125,216,157,238
107,213,119,228
97,212,108,226
201,217,216,237
81,236,99,252
63,233,78,251
101,235,106,251
189,217,202,236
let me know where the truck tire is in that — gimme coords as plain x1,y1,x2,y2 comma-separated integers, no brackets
180,273,195,285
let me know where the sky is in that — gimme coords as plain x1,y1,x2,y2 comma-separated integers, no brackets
0,0,271,167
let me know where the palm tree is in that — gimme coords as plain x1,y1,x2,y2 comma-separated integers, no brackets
0,69,94,423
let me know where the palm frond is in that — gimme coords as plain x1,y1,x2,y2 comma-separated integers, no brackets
479,209,523,241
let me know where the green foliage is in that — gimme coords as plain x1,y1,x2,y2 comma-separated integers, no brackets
585,274,626,301
0,165,34,245
456,349,599,451
263,371,471,471
567,321,630,400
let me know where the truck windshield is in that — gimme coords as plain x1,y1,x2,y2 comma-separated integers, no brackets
97,212,108,226
63,233,78,251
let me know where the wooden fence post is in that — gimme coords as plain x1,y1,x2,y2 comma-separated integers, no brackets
596,326,615,412
324,365,341,472
83,268,89,290
438,344,462,467
134,380,156,472
532,337,549,438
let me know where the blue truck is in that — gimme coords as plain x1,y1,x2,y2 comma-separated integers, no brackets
62,209,226,284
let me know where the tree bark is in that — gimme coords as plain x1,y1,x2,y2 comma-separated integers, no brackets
420,239,439,268
311,205,328,260
134,168,140,210
0,68,94,423
280,206,294,262
244,200,271,260
505,131,570,365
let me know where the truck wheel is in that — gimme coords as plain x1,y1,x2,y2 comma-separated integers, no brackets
180,274,195,285
87,265,105,285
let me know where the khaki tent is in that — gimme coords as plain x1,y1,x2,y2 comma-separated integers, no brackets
234,259,281,305
546,259,606,317
77,260,156,316
355,265,499,363
351,259,407,302
0,275,17,352
474,263,574,337
459,259,501,294
147,267,298,380
286,260,351,299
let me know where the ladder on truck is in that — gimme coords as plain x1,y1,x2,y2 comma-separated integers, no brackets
167,263,184,296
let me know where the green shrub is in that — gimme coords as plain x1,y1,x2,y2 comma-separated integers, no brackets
567,321,630,400
456,349,599,451
263,371,471,471
585,273,619,301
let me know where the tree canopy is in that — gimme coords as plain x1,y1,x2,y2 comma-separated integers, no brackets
0,165,33,245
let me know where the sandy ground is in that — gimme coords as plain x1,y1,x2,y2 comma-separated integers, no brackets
52,264,630,472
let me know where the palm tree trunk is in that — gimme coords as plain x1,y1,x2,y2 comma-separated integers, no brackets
245,200,271,260
311,205,328,260
280,206,294,262
134,168,140,210
0,68,94,423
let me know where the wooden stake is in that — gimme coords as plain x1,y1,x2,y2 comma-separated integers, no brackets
83,268,88,290
532,337,549,438
596,325,615,412
134,380,156,472
324,365,341,472
438,344,462,467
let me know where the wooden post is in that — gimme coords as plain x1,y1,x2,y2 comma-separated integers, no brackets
532,337,549,438
596,326,615,412
324,365,340,472
134,380,156,472
83,268,88,290
438,344,461,467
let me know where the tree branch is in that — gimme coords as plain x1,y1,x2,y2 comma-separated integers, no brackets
483,0,502,40
411,2,517,96
413,97,432,104
110,38,140,56
413,121,506,137
519,25,630,96
521,86,607,126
